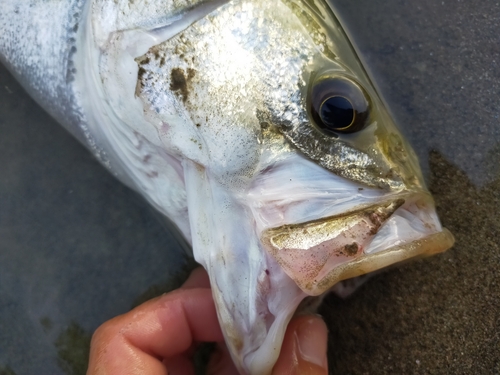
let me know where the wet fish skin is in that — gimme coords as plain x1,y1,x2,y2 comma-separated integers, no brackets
0,1,454,374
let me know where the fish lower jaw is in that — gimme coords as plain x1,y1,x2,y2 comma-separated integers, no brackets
303,228,454,295
261,195,455,296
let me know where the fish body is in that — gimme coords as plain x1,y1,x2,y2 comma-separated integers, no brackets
0,1,454,374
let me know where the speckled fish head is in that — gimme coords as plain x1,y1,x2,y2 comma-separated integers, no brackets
137,0,420,190
87,0,455,374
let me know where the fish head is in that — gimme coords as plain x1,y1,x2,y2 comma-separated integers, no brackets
86,0,454,374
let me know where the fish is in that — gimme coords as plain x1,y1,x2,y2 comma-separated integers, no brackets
0,0,455,374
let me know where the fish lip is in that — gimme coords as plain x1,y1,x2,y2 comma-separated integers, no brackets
308,228,455,295
261,192,455,296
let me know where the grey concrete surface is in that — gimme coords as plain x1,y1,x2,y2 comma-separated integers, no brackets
1,0,499,374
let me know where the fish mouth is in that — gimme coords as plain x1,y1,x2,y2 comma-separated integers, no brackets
261,193,455,296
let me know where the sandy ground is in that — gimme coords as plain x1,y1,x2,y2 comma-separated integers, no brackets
0,0,499,374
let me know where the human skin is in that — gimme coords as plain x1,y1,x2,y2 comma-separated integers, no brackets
86,268,328,375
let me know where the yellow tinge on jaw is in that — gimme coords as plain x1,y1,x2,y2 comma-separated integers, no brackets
267,199,405,250
262,198,455,296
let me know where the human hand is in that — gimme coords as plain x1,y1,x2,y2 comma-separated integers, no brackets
87,267,328,375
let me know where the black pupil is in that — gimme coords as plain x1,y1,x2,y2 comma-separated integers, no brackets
320,96,354,130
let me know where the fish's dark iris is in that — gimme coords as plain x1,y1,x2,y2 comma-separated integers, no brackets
310,76,370,134
320,96,355,130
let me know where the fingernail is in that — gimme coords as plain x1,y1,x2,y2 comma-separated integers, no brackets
295,316,328,372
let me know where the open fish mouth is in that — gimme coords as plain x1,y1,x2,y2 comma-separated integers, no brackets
261,193,454,295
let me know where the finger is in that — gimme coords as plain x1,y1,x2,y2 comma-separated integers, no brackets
207,342,240,375
272,315,328,375
181,267,211,289
87,288,224,375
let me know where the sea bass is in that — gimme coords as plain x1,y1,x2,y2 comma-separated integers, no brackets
0,0,454,374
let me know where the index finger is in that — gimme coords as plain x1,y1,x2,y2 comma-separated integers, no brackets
87,286,223,375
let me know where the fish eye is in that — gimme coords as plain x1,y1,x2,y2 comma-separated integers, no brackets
310,77,370,134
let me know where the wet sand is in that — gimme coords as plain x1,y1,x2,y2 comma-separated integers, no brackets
1,0,499,374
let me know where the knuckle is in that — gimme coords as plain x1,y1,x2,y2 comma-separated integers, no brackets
91,318,121,345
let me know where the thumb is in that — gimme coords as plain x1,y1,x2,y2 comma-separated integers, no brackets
272,315,328,375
